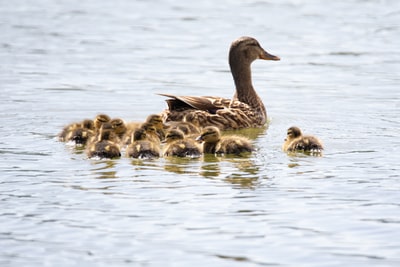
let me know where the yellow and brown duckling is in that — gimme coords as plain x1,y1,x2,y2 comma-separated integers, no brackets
110,118,127,140
145,114,166,141
282,126,323,153
86,129,121,159
122,114,165,145
126,128,161,159
59,119,95,145
94,114,111,130
163,129,202,158
140,122,162,145
196,126,254,155
159,36,280,130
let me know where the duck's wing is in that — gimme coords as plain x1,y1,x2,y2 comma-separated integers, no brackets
158,93,229,114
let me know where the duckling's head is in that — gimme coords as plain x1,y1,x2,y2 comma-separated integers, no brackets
146,114,164,129
78,119,94,130
165,129,184,142
94,114,111,129
98,129,117,142
141,122,157,134
99,122,113,132
196,126,221,143
229,36,280,66
133,128,147,141
286,126,302,141
110,118,127,135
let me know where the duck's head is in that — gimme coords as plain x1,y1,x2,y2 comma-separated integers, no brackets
285,126,302,141
196,126,221,143
229,36,280,65
94,114,111,129
165,129,184,142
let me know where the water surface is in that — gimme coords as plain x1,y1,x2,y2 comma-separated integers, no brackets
1,0,399,266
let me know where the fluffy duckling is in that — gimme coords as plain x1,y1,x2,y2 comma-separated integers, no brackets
159,36,280,130
163,129,202,158
122,114,165,145
196,126,254,155
59,119,94,145
86,129,121,159
140,122,162,145
110,118,127,140
282,126,323,153
94,114,111,130
145,114,166,141
126,128,160,159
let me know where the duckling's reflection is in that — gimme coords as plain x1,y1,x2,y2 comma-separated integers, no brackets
91,160,118,179
200,154,262,189
223,157,261,189
199,154,221,177
163,156,201,174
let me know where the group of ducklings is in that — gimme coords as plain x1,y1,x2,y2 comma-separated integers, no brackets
59,113,261,159
59,113,323,159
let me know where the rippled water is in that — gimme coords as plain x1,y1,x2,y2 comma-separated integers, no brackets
1,0,399,266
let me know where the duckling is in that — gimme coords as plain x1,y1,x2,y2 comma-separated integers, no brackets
59,122,80,142
86,129,121,159
110,118,127,140
94,114,111,130
59,119,94,145
282,126,323,153
126,128,160,159
163,129,202,158
145,114,166,141
196,126,254,155
122,114,165,145
159,36,280,130
140,122,162,145
66,127,94,145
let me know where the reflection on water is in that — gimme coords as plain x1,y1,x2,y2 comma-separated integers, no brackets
90,160,118,179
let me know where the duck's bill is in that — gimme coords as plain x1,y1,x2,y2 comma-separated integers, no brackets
260,51,280,61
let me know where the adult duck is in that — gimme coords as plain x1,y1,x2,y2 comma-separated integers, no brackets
159,36,280,130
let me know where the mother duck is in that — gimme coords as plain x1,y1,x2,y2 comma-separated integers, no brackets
159,36,280,130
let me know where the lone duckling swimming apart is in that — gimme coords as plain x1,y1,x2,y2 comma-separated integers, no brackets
126,128,160,159
159,36,280,130
163,129,202,158
196,126,254,155
282,126,323,154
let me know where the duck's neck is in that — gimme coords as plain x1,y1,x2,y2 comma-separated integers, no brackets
230,58,266,120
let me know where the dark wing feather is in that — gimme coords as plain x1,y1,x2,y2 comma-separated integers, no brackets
158,93,227,114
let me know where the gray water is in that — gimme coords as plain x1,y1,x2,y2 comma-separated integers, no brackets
1,0,400,266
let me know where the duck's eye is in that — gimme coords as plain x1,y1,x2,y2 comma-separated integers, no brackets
248,42,259,47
